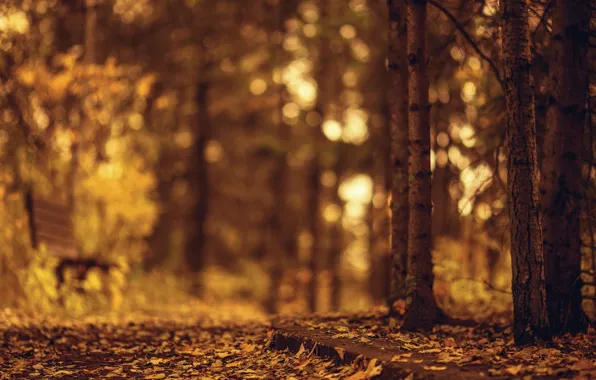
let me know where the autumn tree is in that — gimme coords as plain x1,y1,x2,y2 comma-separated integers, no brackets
387,0,409,315
401,0,440,331
501,0,550,345
541,0,590,335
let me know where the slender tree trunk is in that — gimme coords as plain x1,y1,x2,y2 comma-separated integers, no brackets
329,154,343,312
186,80,210,277
263,0,293,314
502,0,551,345
402,0,439,331
306,1,333,313
67,0,97,210
387,0,409,314
542,0,589,335
307,160,321,313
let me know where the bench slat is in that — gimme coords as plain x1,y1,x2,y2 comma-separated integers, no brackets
32,208,71,226
35,234,76,246
32,198,69,214
33,220,74,238
27,192,78,259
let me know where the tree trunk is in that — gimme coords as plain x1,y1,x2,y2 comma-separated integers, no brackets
387,0,409,314
402,0,438,331
542,0,589,335
186,80,210,277
501,0,551,345
67,0,97,211
262,0,294,314
307,160,321,313
329,152,344,312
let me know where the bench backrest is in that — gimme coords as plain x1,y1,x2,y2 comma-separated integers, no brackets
26,191,77,258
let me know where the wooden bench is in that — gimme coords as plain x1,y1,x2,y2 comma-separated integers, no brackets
25,190,114,290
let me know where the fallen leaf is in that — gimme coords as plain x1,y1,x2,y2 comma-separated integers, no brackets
295,344,306,358
444,337,456,347
335,347,345,361
144,374,166,379
365,358,383,378
345,370,367,380
571,359,595,371
504,364,523,375
242,343,256,353
423,365,447,371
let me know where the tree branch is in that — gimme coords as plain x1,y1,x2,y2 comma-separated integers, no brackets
427,0,504,89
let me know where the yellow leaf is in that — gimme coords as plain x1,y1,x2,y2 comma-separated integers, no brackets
345,370,367,380
136,73,157,97
144,374,166,379
242,343,256,353
295,343,306,358
335,346,345,361
423,365,447,371
365,358,383,378
16,66,36,86
504,364,523,375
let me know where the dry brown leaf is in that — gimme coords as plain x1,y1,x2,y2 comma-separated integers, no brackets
335,346,345,361
571,359,595,371
444,337,456,347
345,370,367,380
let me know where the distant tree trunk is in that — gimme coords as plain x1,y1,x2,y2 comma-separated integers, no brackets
387,0,409,315
67,0,97,210
542,0,589,335
307,1,334,313
186,80,210,277
501,0,551,345
402,0,439,331
329,153,344,312
263,0,294,314
307,158,321,313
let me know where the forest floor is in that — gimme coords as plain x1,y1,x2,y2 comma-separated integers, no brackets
1,302,595,379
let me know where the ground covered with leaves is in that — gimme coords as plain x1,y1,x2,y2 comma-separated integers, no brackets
273,309,596,379
2,303,595,379
0,302,368,380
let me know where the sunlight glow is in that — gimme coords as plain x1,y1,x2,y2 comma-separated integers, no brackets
461,81,477,103
342,108,369,145
322,120,342,141
338,174,373,204
323,204,342,223
458,163,493,216
340,25,357,40
249,78,267,95
205,140,224,163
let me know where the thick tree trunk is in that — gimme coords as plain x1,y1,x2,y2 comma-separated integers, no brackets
542,0,589,335
387,0,409,314
502,0,551,345
186,81,210,276
402,0,438,331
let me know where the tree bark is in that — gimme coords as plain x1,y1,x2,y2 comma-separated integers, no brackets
401,0,438,331
501,0,551,345
541,0,589,335
387,0,409,315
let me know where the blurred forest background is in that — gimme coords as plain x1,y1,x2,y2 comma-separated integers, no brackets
0,0,594,320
